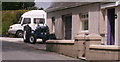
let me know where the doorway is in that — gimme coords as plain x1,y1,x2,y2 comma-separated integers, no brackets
62,14,72,40
107,8,115,45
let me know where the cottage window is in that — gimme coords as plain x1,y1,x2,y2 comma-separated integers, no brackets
52,17,55,33
82,20,88,30
80,13,89,31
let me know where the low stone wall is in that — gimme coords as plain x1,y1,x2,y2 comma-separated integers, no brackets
46,33,102,59
87,45,120,60
46,33,120,60
46,40,101,59
46,40,79,58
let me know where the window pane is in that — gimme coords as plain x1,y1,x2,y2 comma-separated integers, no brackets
23,18,31,24
51,17,55,33
40,18,45,24
80,13,89,31
86,14,88,18
84,20,88,30
34,18,45,24
52,17,55,25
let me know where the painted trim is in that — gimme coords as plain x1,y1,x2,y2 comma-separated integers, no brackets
81,30,89,33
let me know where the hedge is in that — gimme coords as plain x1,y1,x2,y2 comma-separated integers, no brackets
1,10,29,37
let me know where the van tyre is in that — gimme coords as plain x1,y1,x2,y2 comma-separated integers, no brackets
15,31,23,38
29,34,36,44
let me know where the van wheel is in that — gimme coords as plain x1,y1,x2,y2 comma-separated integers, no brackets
23,31,29,43
15,31,23,38
29,34,36,44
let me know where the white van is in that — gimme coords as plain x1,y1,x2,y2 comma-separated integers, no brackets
8,10,47,38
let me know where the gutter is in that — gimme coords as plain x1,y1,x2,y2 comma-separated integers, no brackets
45,2,93,12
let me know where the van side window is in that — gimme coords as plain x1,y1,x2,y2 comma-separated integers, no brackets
34,18,45,24
23,18,31,24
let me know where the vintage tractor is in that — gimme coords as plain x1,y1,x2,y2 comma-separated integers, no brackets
23,24,49,44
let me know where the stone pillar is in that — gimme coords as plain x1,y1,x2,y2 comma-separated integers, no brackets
74,33,102,59
85,33,102,60
74,33,89,59
72,14,80,40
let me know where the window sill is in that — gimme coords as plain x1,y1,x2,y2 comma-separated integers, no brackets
90,45,120,50
81,30,89,33
76,30,89,35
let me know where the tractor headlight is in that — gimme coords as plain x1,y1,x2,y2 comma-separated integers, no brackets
31,31,34,33
41,33,43,35
45,33,46,35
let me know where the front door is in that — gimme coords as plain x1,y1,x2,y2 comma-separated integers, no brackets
107,8,115,45
62,14,72,40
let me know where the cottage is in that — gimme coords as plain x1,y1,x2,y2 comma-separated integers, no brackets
46,2,120,60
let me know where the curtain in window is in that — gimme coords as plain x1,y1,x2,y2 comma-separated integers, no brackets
107,8,115,45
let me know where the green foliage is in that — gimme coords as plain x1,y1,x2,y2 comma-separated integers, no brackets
0,2,1,10
2,10,28,37
24,6,38,10
2,2,35,10
0,11,2,37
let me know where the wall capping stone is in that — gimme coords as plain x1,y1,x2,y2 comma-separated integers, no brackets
46,40,75,44
90,45,120,50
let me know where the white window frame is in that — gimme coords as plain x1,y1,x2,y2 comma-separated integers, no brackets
80,13,89,33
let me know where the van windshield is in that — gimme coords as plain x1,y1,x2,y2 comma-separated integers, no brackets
17,17,22,24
